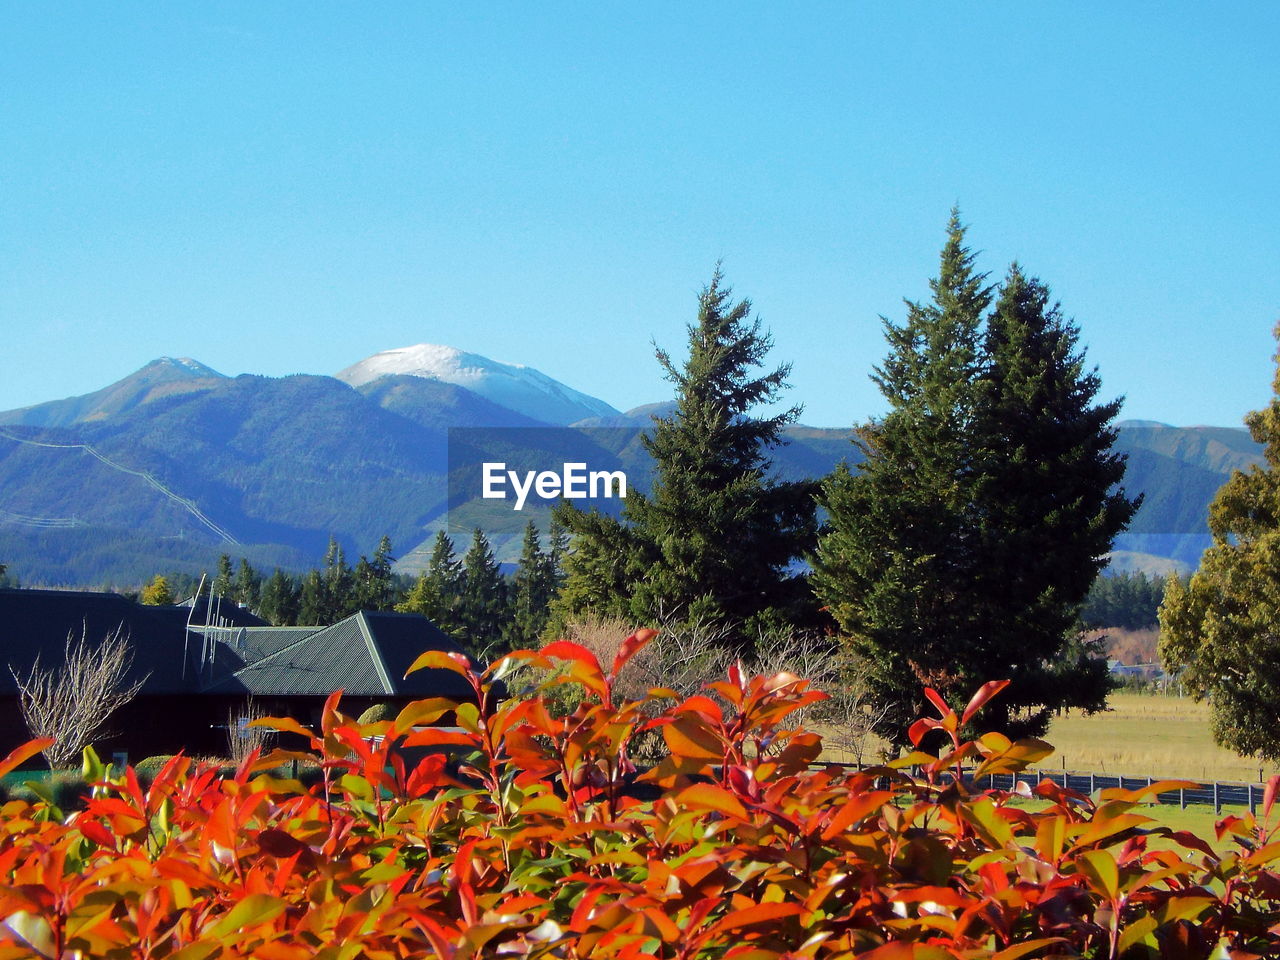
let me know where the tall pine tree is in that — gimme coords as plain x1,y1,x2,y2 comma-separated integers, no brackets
457,528,508,658
967,264,1136,734
397,531,464,636
813,213,1135,740
258,568,300,626
553,268,817,646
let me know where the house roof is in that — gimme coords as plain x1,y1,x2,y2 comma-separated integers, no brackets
0,589,475,700
209,611,475,698
0,588,199,695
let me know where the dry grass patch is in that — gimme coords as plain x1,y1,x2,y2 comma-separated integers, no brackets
1044,693,1278,783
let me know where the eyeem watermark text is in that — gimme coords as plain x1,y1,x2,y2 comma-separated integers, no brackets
482,462,627,511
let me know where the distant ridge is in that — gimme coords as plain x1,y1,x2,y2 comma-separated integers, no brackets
0,357,226,428
0,353,1264,585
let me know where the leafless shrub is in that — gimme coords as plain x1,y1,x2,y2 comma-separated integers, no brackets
550,615,890,766
10,623,148,770
226,696,274,765
820,652,894,767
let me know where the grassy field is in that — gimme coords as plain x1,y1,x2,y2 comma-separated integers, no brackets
1042,693,1278,784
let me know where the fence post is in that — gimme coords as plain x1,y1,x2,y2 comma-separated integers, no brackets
1089,772,1095,794
1214,780,1221,815
1250,783,1257,816
1180,786,1186,810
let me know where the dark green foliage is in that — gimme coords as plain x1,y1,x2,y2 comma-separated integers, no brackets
1161,326,1280,760
0,561,13,589
553,268,818,646
1082,570,1167,629
258,568,300,626
233,557,261,610
298,537,355,625
814,212,1136,741
504,521,557,649
457,528,508,658
210,554,234,600
352,535,397,611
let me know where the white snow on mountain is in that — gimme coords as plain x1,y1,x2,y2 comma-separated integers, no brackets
336,343,619,426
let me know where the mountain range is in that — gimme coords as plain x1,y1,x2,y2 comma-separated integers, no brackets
0,346,1260,586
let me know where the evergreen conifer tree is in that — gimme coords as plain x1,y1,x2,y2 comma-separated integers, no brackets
965,264,1136,734
397,531,463,628
506,521,555,648
233,558,261,611
457,528,508,658
552,268,817,646
258,568,300,626
353,536,397,611
211,554,234,600
813,213,1136,740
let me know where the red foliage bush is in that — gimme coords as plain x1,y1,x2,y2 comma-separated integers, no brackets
2,629,1279,958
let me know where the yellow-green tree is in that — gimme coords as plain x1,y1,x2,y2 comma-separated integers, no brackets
140,574,174,606
1160,325,1280,760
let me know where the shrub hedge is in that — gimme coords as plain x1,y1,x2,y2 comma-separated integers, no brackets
1,630,1279,958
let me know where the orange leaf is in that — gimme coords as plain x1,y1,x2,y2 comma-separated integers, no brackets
676,783,749,820
821,790,895,840
0,738,54,779
405,649,474,678
248,716,314,739
706,902,800,938
663,716,724,761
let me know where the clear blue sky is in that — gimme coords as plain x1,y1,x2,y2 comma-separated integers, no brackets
3,3,1277,428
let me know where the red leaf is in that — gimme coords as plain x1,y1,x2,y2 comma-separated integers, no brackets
923,686,951,718
1265,774,1280,820
909,717,940,747
541,640,603,674
610,628,657,681
960,679,1010,726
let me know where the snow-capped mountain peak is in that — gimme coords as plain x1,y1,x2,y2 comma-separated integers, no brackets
336,343,618,426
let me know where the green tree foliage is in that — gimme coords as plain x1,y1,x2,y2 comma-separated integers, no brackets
1160,327,1280,760
233,558,261,611
258,568,300,626
353,535,397,611
457,528,508,658
210,554,234,599
504,521,557,649
552,268,818,646
0,561,13,589
139,574,174,606
397,531,465,635
1082,570,1167,629
299,537,355,625
813,212,1136,740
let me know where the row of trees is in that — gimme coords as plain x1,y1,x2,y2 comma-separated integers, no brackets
138,523,568,660
1081,570,1167,630
554,211,1139,742
396,522,567,657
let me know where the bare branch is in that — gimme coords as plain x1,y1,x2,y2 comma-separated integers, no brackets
9,622,149,770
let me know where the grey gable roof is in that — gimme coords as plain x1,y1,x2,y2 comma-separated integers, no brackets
214,610,475,699
2,589,475,701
